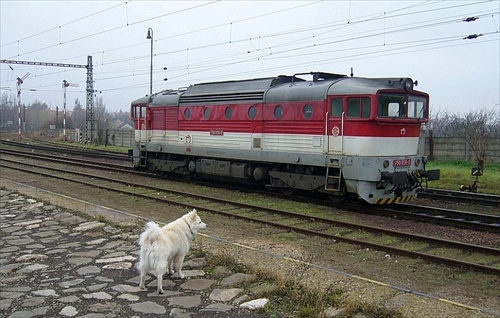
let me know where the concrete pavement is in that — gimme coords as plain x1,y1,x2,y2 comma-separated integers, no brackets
0,190,277,318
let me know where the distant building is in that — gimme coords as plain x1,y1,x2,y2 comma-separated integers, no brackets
118,123,133,130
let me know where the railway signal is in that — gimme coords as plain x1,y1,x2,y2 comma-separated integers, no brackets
16,72,30,140
460,167,483,193
62,80,79,141
1,57,95,144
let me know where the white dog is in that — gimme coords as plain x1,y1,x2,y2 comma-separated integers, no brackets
137,209,207,294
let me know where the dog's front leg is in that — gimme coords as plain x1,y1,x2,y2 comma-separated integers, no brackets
168,259,174,275
173,254,186,279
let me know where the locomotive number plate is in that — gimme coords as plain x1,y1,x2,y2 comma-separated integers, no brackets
393,159,411,167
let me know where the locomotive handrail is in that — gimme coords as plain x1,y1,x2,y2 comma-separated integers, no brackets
324,112,329,154
341,111,345,154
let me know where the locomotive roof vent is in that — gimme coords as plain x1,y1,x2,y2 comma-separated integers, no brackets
160,89,175,95
292,72,347,83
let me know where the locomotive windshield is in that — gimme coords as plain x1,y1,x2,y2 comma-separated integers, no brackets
378,94,427,119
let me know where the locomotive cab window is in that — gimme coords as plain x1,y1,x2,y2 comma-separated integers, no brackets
378,94,427,119
378,94,406,118
331,98,343,117
184,108,191,119
347,97,370,118
407,96,427,119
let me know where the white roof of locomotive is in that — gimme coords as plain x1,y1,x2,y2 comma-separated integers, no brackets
139,72,422,107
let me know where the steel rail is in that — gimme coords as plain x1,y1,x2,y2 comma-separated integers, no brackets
1,158,498,253
2,161,499,275
0,139,130,161
0,149,133,171
348,203,500,233
3,147,499,233
393,203,500,230
418,188,500,207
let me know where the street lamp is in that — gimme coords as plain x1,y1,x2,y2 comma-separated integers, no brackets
146,27,153,96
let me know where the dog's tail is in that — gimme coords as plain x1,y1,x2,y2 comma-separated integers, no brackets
139,221,162,247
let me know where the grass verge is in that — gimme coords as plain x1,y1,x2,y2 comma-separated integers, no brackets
204,249,403,318
427,161,500,195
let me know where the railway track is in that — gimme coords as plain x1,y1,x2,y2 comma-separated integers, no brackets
344,202,500,233
390,203,500,231
1,158,499,276
0,148,135,173
0,139,131,161
1,147,499,233
418,188,500,207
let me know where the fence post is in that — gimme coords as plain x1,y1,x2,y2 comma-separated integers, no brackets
465,141,470,162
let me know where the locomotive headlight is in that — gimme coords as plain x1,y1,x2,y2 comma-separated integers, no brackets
415,158,421,167
383,160,390,168
404,78,413,92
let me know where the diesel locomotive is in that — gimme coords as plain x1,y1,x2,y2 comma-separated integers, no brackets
131,71,440,204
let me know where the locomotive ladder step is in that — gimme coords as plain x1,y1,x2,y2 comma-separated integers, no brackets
139,151,147,167
325,165,342,191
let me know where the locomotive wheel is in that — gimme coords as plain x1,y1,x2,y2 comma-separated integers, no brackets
328,193,346,203
280,188,295,195
348,194,362,204
156,171,168,178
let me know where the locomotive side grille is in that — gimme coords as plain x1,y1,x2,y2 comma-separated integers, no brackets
253,138,261,148
179,92,264,105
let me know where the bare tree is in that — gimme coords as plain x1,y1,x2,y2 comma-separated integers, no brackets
428,110,451,137
70,98,86,131
26,101,49,131
443,107,498,170
0,93,17,131
94,96,112,144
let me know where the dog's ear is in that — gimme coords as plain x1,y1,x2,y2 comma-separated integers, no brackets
188,209,199,222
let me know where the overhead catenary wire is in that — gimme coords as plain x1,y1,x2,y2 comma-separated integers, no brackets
0,1,133,48
2,1,219,60
22,5,496,86
1,1,494,64
102,36,498,93
11,8,498,92
1,1,498,99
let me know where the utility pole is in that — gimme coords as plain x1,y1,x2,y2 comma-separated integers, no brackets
85,56,95,144
1,57,95,143
147,28,153,96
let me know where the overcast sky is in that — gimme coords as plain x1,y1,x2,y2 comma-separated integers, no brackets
1,1,499,115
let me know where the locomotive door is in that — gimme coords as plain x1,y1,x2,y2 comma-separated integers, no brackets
132,104,148,143
327,98,344,154
140,106,149,142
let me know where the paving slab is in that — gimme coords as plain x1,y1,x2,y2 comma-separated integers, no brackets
0,190,278,318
